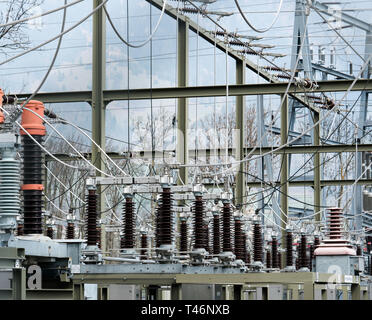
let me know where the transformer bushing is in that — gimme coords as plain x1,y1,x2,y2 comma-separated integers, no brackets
121,195,135,249
190,193,209,264
66,209,75,239
0,134,20,231
86,188,98,246
193,195,205,250
67,222,75,240
271,236,279,269
140,231,148,260
298,234,309,271
155,185,175,261
222,200,232,253
180,216,188,254
234,216,245,261
212,210,221,255
20,101,46,235
314,208,356,257
219,200,236,264
285,230,295,271
253,221,263,263
155,187,174,248
82,180,102,264
266,250,271,268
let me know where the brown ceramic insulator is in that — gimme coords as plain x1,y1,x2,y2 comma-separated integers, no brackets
327,208,343,239
222,202,232,252
277,251,281,268
286,232,293,267
155,188,174,247
67,222,75,240
213,213,221,254
228,40,247,47
180,219,188,254
121,197,135,249
356,245,362,256
234,219,245,260
86,189,98,246
180,7,199,14
266,250,272,268
262,66,285,72
96,226,101,249
253,222,263,262
271,237,279,268
309,244,314,271
239,49,259,56
203,223,210,253
22,135,44,235
275,74,291,79
299,235,308,269
47,226,53,239
17,223,24,236
141,233,148,260
193,196,205,250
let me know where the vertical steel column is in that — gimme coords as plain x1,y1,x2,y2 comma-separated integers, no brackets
177,20,189,185
280,94,289,268
92,0,106,253
314,111,321,222
235,60,245,207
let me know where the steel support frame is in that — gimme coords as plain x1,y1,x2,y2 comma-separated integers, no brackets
13,79,372,103
235,60,245,207
92,0,107,253
354,31,372,231
177,20,189,186
280,94,289,268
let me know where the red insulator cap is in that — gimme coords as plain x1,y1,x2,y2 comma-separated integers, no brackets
20,100,46,136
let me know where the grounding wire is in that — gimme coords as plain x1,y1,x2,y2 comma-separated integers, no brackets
103,0,168,49
179,50,372,173
0,0,84,28
0,0,109,67
44,164,86,204
233,0,284,33
57,118,129,176
17,0,68,115
22,106,114,177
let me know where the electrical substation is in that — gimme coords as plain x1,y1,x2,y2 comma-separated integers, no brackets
1,0,372,301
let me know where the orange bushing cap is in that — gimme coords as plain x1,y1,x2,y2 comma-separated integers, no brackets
21,184,44,191
20,100,46,136
0,89,4,124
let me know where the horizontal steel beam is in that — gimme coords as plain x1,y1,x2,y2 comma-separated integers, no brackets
312,63,355,80
46,144,372,162
13,79,372,105
247,179,372,188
